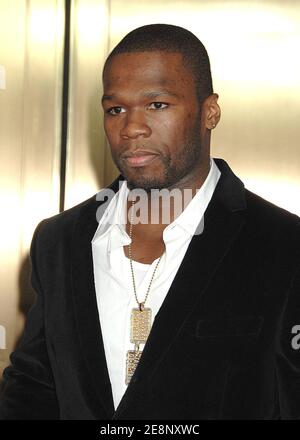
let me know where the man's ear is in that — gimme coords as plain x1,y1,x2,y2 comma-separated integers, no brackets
203,93,221,130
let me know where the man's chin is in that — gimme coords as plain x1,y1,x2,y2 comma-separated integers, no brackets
126,177,166,192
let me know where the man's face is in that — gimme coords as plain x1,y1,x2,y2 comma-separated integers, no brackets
102,51,207,191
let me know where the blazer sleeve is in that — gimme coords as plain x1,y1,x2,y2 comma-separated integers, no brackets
0,220,60,419
276,262,300,419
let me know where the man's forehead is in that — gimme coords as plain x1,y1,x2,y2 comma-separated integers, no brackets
102,88,181,102
105,50,183,66
103,76,177,91
103,51,191,89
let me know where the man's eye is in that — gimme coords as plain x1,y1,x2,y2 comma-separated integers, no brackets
106,106,125,115
148,102,168,110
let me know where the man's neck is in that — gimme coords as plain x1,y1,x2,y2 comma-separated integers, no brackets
126,159,211,227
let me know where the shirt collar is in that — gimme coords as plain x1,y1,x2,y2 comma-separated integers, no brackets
91,158,221,248
91,180,129,247
164,158,221,237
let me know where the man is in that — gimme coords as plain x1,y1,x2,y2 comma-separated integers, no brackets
0,24,299,420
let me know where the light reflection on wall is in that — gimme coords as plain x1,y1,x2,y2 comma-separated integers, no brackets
64,0,109,209
75,0,108,49
29,4,58,45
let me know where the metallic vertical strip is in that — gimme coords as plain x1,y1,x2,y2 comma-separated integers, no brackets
59,0,71,212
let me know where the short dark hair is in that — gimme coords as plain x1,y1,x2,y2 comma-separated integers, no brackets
104,24,213,104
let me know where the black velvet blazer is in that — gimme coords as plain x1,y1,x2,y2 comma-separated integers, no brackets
0,158,300,420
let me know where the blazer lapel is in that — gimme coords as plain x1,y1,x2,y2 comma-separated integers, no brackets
70,178,122,419
113,158,248,418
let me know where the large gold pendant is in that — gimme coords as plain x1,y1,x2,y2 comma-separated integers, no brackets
125,306,152,384
130,306,152,344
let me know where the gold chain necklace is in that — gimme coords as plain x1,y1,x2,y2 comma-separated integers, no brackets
125,200,163,385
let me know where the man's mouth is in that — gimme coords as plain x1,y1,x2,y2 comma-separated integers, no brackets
122,150,159,167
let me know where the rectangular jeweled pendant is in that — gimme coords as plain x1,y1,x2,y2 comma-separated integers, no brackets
130,307,152,344
126,349,142,385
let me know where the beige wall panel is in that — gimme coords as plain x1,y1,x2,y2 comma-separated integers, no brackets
0,0,27,375
0,0,64,375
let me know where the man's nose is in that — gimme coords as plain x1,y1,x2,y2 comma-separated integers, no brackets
120,111,152,139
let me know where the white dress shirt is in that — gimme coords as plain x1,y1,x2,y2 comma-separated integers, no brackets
91,158,221,410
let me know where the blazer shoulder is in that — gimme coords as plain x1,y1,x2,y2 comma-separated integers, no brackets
31,176,123,246
28,195,97,257
242,189,300,285
38,194,97,231
37,174,123,228
244,188,300,270
245,188,300,233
